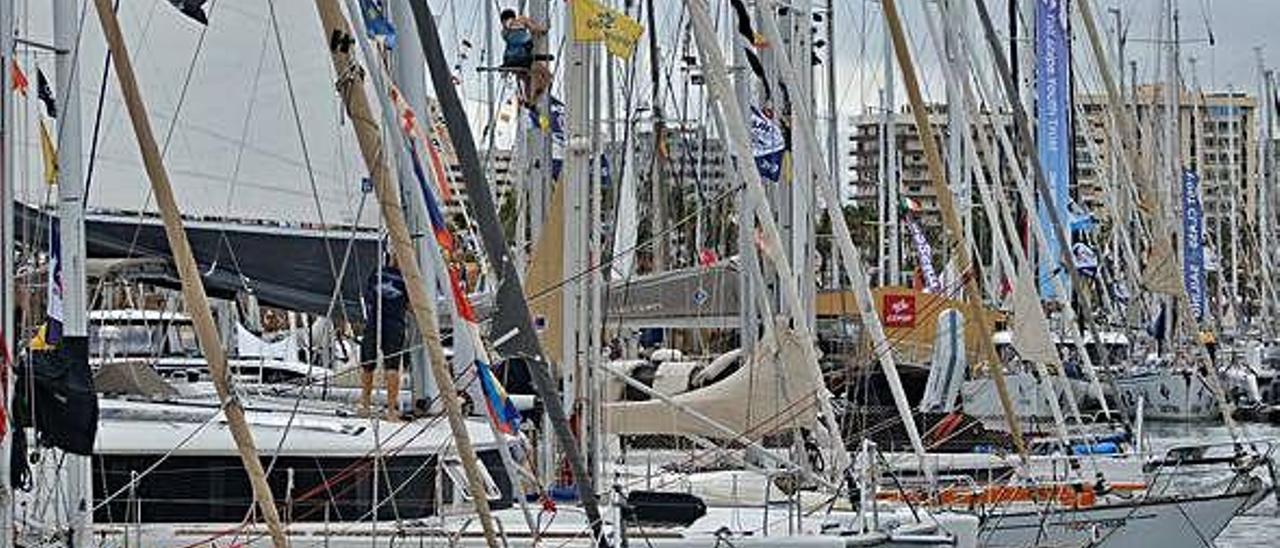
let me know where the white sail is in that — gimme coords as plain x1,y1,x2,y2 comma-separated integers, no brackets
920,308,966,413
18,2,376,228
610,136,640,280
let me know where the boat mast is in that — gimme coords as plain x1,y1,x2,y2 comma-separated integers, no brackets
1229,82,1240,329
645,0,665,273
824,0,839,287
560,0,594,491
732,7,758,358
55,0,91,543
90,1,289,545
883,8,900,286
943,0,972,260
0,0,14,543
527,0,552,250
1256,49,1275,332
789,0,816,325
881,0,1028,458
386,0,440,412
404,2,607,542
1264,54,1274,332
755,0,929,475
1269,70,1278,333
310,2,502,546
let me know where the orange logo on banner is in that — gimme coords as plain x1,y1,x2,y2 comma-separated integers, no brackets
882,294,916,328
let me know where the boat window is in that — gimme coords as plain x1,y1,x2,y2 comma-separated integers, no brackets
441,456,501,501
90,324,165,357
168,323,201,356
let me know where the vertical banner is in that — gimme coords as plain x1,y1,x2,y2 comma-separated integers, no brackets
904,215,942,293
1182,169,1206,322
45,219,63,344
1035,0,1071,298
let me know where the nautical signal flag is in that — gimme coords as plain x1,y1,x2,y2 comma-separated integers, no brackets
167,0,210,25
38,120,58,186
477,358,521,435
358,0,397,49
36,69,56,118
9,60,28,96
698,248,719,267
571,0,644,59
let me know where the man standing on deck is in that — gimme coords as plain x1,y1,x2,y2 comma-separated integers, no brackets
360,252,408,420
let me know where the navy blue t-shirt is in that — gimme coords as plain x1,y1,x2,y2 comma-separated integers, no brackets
362,266,407,348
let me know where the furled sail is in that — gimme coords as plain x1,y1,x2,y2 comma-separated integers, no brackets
920,308,966,413
1141,238,1182,296
523,180,565,371
609,138,640,280
1011,263,1059,366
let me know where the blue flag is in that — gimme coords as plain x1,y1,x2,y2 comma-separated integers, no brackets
1035,0,1071,299
1182,169,1206,322
358,0,397,49
749,106,785,182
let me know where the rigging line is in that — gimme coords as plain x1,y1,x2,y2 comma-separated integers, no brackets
265,0,343,291
207,20,273,274
81,0,119,202
112,0,218,283
525,180,745,304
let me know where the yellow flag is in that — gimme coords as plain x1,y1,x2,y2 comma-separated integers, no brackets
30,323,54,351
38,118,58,185
571,0,644,59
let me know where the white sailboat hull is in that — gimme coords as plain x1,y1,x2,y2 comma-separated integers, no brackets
977,489,1262,548
1115,370,1219,421
86,506,979,547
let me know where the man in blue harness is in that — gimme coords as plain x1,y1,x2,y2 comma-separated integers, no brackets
500,8,550,111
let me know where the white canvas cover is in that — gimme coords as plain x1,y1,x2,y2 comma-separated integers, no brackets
605,328,821,439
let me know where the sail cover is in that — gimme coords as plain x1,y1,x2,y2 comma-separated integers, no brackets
605,328,821,439
17,204,378,319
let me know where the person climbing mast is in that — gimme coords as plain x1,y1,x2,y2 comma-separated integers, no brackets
499,7,551,111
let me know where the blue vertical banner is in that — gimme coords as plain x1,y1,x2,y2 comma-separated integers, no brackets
1182,169,1206,322
1035,0,1072,298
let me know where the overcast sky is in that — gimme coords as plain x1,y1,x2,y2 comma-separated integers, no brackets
431,0,1280,121
13,0,1279,224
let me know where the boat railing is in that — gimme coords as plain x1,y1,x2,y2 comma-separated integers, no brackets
1143,437,1279,500
1144,437,1276,472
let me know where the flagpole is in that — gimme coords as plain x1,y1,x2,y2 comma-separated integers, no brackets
90,2,289,545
